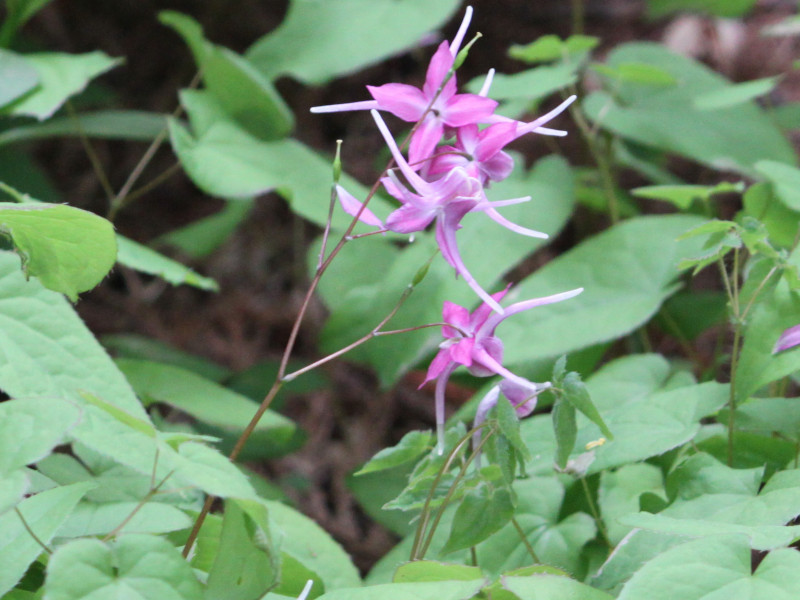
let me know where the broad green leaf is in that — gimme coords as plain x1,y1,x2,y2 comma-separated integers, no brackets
617,536,800,599
172,441,259,501
466,61,578,103
246,0,461,84
598,463,665,545
504,575,614,600
723,397,800,441
693,76,781,110
347,462,415,536
0,482,94,596
632,182,743,210
115,235,218,291
0,398,81,475
0,470,29,516
168,91,388,229
265,500,360,590
647,0,758,18
116,358,297,458
508,34,599,64
741,182,800,249
55,501,191,538
43,535,203,600
583,43,795,174
393,561,482,583
562,372,613,439
158,198,254,258
593,61,677,86
0,199,116,300
553,399,577,468
666,453,762,501
657,291,727,340
315,580,483,600
3,51,121,120
755,160,800,212
0,49,38,107
440,481,515,554
0,251,146,418
502,215,706,368
206,499,278,600
619,512,800,551
735,271,800,404
101,334,232,382
0,110,168,146
357,430,433,475
495,394,530,461
159,11,292,140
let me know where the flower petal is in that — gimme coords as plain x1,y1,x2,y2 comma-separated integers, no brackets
423,41,457,100
368,83,428,122
774,324,800,353
409,117,445,167
442,93,498,127
386,202,436,233
336,185,384,228
310,100,379,114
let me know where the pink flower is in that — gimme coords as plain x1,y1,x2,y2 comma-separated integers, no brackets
423,286,583,452
774,324,800,353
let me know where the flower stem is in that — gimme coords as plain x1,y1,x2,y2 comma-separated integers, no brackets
580,476,610,547
511,516,540,564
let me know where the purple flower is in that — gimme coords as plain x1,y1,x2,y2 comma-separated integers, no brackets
774,324,800,353
422,285,583,452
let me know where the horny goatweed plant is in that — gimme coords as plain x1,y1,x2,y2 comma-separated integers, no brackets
2,1,800,599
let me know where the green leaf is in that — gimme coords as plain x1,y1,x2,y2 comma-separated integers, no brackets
55,501,192,538
315,581,483,600
617,536,800,599
264,500,360,591
504,575,614,600
755,160,800,212
598,463,665,545
583,43,795,174
694,76,781,110
392,561,482,583
0,398,81,475
632,182,743,210
508,34,599,64
172,441,259,501
115,235,218,291
466,61,578,103
2,51,121,120
647,0,758,18
0,470,29,516
0,482,94,596
0,110,168,146
159,11,292,140
593,61,677,86
0,198,116,300
0,251,146,418
157,198,254,259
495,394,530,461
723,397,800,441
562,372,613,439
43,535,203,600
206,499,278,600
116,358,297,458
441,481,514,554
168,91,389,229
246,0,461,84
0,49,38,107
356,430,433,475
502,215,706,368
741,182,800,249
553,399,577,469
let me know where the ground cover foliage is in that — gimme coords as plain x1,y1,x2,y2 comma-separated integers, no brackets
1,0,800,598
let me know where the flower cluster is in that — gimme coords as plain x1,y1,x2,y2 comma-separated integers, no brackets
312,7,583,452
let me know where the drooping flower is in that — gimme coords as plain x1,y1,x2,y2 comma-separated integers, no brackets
423,285,583,453
773,324,800,354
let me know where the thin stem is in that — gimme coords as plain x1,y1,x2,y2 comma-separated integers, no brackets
15,507,51,554
282,284,415,382
418,428,494,559
727,247,742,467
570,0,585,35
109,71,201,221
580,477,610,547
104,471,173,541
511,516,540,564
119,163,182,206
410,428,476,560
66,101,115,202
